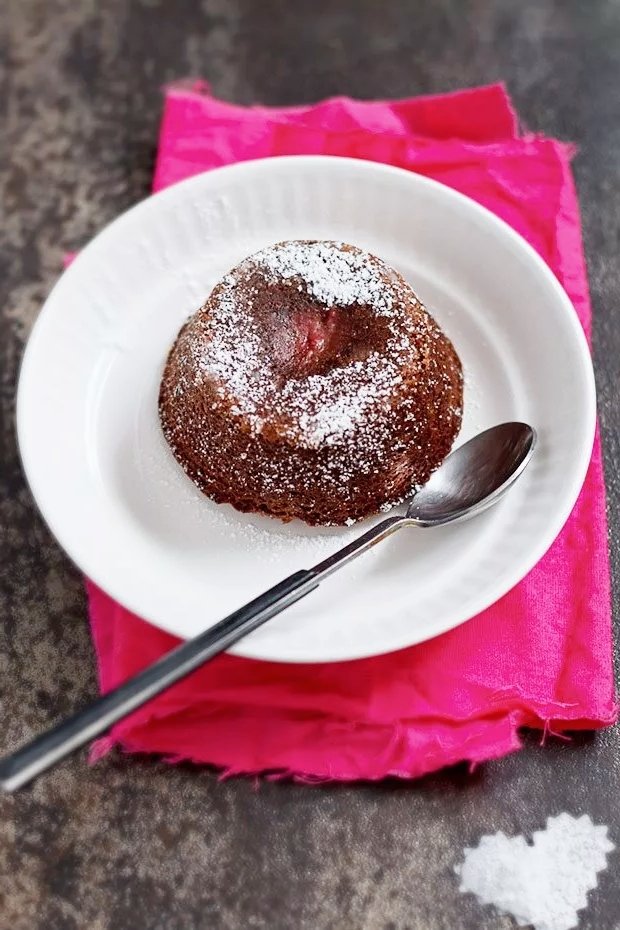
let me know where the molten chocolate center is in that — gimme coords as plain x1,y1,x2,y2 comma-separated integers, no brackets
247,275,389,381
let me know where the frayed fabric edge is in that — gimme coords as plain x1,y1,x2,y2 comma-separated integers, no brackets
87,704,616,783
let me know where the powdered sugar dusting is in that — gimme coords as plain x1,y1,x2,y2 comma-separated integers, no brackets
456,814,614,930
255,239,395,314
191,241,424,451
282,357,403,448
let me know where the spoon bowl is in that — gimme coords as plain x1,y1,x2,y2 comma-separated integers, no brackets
406,422,536,527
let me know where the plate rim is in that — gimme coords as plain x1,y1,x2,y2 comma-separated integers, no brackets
17,155,597,662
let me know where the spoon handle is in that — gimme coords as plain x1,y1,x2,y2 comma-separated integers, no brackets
0,515,411,792
313,515,409,580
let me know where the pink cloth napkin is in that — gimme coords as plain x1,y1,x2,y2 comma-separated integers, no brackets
88,82,615,780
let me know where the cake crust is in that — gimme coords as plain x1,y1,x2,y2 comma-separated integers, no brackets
159,240,463,525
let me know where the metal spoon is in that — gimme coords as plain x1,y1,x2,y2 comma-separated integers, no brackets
0,422,535,792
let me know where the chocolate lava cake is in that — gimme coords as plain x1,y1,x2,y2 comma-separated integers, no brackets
159,240,463,526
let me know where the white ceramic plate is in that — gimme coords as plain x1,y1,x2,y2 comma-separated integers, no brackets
17,156,595,662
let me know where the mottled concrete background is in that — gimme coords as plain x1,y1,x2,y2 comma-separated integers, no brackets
1,1,619,928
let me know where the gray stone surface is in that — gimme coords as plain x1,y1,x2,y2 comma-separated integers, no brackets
1,1,619,927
